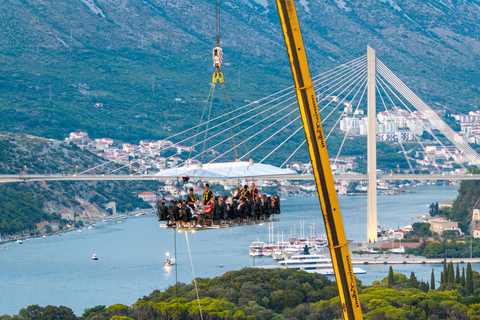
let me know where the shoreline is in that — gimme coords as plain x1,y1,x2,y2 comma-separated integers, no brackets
0,209,153,245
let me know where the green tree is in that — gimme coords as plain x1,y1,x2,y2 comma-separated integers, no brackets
45,225,52,234
387,266,394,288
41,305,76,320
456,262,460,284
409,272,419,289
431,269,435,290
448,261,455,284
461,267,466,288
106,304,129,317
82,305,107,320
467,262,474,295
19,305,43,320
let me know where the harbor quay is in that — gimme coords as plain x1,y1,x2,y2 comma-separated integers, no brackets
350,253,480,265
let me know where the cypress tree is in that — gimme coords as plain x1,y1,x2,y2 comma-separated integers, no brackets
448,261,455,284
442,257,447,284
456,262,460,284
431,269,435,290
409,271,419,288
388,266,394,288
466,262,474,295
440,271,444,285
461,267,466,288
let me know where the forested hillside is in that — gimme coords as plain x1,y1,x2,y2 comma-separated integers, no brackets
5,266,480,319
0,0,480,152
0,133,154,236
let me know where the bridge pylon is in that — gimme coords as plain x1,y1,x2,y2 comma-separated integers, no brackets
367,46,378,243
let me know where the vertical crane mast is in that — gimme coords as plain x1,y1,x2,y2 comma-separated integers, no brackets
274,1,363,319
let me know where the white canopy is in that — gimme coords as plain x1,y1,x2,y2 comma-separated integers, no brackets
153,161,296,179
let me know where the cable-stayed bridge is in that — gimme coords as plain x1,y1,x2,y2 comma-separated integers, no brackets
2,47,480,242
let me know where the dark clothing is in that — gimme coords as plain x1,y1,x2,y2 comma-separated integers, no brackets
240,189,250,199
160,204,169,221
202,190,213,205
187,194,197,204
248,198,255,216
187,194,197,210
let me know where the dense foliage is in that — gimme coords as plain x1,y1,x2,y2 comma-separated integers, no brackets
6,266,480,319
0,134,153,235
0,184,49,235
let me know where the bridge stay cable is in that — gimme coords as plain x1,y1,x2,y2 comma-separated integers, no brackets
211,67,368,163
258,71,368,165
375,70,470,173
375,81,416,174
375,75,443,173
375,74,462,172
377,60,480,170
175,64,368,167
101,58,368,175
79,57,365,175
333,78,368,167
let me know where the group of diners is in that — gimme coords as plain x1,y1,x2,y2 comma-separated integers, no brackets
157,182,281,228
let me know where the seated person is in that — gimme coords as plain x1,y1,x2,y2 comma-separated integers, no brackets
230,188,240,201
272,195,281,214
157,199,168,221
237,197,246,219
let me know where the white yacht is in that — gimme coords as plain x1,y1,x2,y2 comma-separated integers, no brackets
16,240,22,244
390,246,405,254
249,240,265,257
262,254,366,275
92,252,98,260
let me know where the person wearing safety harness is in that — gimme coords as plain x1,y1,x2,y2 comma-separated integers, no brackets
187,188,197,212
249,182,258,200
240,185,250,200
197,183,213,227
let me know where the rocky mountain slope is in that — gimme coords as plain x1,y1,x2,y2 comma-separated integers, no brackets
0,133,154,235
0,0,480,144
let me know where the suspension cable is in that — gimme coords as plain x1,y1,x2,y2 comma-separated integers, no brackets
222,82,251,160
178,67,368,166
376,72,469,172
189,84,215,160
376,76,442,173
83,57,367,175
375,82,415,174
185,231,203,320
332,77,368,166
377,61,479,169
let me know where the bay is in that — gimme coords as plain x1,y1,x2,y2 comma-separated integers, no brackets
0,185,461,315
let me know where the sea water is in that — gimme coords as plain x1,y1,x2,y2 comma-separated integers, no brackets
0,185,462,315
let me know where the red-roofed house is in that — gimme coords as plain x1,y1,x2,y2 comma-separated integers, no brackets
474,225,480,239
138,191,157,202
69,132,83,140
101,138,114,145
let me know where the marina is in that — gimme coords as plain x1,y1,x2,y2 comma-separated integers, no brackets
259,254,367,275
0,186,466,315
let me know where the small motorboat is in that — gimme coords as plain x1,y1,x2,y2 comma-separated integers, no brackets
164,252,175,266
16,240,22,244
43,235,46,239
92,252,99,260
219,264,223,268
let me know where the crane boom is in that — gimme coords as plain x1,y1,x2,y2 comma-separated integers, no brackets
274,1,363,319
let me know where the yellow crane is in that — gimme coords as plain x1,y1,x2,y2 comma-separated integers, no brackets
274,1,363,319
